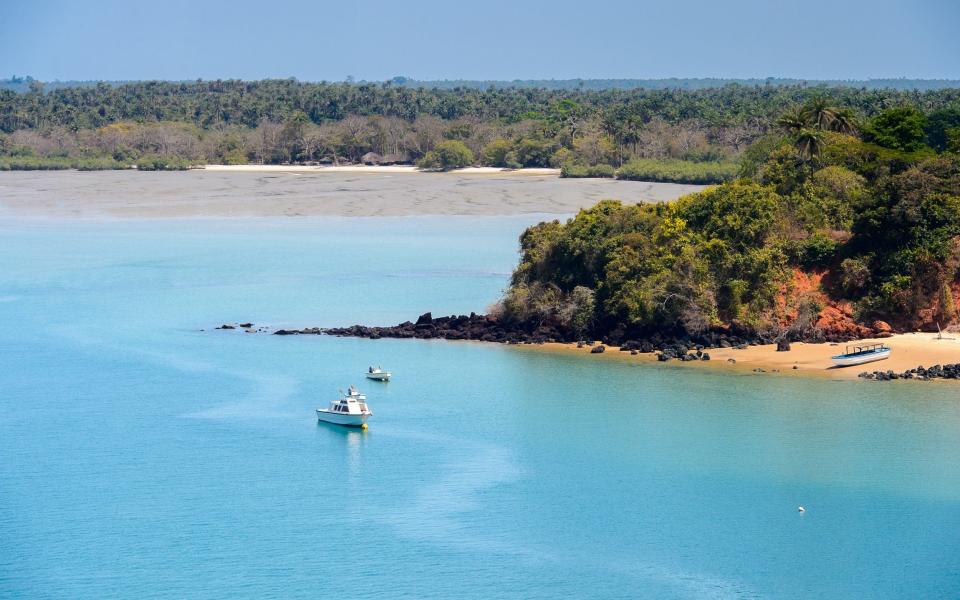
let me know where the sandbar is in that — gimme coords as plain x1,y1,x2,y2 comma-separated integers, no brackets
0,169,705,219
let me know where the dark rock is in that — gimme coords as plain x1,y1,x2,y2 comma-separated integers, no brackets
274,329,296,335
700,352,710,361
590,345,606,354
630,350,638,355
216,324,236,330
776,340,791,352
238,322,253,328
415,312,433,326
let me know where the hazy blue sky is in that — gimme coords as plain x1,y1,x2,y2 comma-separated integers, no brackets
2,0,958,81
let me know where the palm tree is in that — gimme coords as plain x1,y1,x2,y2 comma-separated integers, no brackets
828,107,858,134
805,96,838,130
795,128,826,160
775,106,810,135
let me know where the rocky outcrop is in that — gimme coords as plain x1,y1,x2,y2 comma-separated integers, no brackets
814,305,874,341
859,363,960,381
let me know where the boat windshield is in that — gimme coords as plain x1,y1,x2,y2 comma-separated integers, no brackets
842,343,888,356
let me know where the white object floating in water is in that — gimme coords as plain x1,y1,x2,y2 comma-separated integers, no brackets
316,385,373,427
798,506,806,513
365,366,392,381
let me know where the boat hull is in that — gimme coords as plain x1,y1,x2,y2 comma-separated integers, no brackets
316,409,369,427
831,349,891,367
365,372,391,381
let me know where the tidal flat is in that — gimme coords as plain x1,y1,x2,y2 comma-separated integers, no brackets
0,169,705,219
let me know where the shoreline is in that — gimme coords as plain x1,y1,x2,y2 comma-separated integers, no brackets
239,311,960,382
200,164,562,175
522,333,960,380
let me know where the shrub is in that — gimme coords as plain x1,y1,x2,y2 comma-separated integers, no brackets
839,257,872,295
794,233,840,269
862,107,929,152
560,163,615,178
482,139,513,167
513,139,555,168
135,155,193,171
417,140,474,170
0,156,127,170
616,159,738,184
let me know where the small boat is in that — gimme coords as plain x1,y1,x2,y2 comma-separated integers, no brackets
317,385,373,427
831,343,891,367
365,366,391,381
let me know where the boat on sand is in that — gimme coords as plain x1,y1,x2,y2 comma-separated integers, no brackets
831,343,891,367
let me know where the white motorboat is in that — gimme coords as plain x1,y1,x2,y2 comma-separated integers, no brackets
365,366,392,381
317,385,373,427
831,343,891,367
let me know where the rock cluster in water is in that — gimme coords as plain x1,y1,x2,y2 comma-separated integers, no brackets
282,312,755,361
858,364,960,381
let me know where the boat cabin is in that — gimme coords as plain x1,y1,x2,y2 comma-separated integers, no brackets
839,343,888,357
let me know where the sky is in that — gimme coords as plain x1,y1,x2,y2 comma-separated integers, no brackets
1,0,958,82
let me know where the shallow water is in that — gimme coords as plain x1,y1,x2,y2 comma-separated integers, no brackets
1,216,959,599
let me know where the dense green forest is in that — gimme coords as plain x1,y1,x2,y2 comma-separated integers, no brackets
496,99,960,343
5,76,960,93
1,79,959,182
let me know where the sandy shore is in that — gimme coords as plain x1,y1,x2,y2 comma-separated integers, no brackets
201,164,561,175
0,169,704,219
524,333,960,380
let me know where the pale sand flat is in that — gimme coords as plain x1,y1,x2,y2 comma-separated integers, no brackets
0,170,705,219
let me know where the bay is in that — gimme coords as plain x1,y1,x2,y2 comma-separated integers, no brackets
1,216,958,599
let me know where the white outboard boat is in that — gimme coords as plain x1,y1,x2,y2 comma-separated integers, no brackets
317,385,373,427
831,343,891,367
365,366,391,381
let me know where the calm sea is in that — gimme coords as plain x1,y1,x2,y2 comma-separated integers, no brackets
1,216,958,599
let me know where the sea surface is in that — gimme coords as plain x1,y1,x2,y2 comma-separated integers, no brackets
1,216,959,599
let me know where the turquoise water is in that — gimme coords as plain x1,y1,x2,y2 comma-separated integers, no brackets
1,216,959,599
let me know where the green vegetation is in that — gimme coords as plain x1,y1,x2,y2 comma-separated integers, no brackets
616,159,738,184
416,140,475,170
1,80,958,173
0,155,126,171
498,98,960,340
561,163,615,178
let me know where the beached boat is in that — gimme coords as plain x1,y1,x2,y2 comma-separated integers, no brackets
831,343,891,367
365,366,391,381
316,385,373,427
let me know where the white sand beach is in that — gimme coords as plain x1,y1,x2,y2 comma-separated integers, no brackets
201,164,561,175
533,333,960,380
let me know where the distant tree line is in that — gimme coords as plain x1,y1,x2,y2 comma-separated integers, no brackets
1,80,958,180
